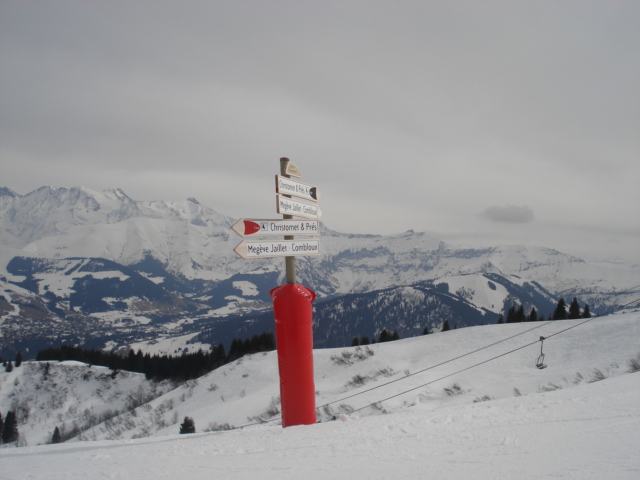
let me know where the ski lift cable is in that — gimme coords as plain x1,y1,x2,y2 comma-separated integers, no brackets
322,291,638,412
234,321,551,431
348,316,598,415
348,338,542,415
316,321,551,411
608,296,640,314
236,314,610,430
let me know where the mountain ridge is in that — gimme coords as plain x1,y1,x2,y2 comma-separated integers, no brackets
1,186,638,357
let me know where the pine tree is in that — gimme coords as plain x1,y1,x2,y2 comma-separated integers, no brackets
51,426,62,444
422,326,429,335
179,416,196,434
497,314,504,324
515,304,526,323
441,319,451,332
5,360,13,372
351,337,359,347
15,352,22,367
391,329,399,341
0,412,4,440
552,298,567,320
378,329,390,342
360,336,370,345
528,307,538,322
2,411,18,443
568,297,581,319
582,303,591,318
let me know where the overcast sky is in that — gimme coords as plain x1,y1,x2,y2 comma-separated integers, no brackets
1,1,638,263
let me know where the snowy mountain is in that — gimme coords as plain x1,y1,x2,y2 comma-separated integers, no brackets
1,186,639,357
2,313,639,479
0,186,238,280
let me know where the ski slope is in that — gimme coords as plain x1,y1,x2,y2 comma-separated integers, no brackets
1,312,639,479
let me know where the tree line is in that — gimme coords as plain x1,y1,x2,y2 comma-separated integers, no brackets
351,328,401,346
35,332,275,382
497,297,591,324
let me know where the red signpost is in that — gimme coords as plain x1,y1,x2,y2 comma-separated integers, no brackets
232,158,320,427
270,283,317,427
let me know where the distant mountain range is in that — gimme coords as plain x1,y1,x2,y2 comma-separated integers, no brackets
1,186,639,358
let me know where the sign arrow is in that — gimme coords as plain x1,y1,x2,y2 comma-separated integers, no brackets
275,176,321,202
234,239,321,259
231,219,320,237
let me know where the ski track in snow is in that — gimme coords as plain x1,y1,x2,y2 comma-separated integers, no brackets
1,313,639,479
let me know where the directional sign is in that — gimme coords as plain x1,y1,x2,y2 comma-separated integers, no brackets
234,239,320,259
276,195,321,220
275,175,320,202
284,161,302,178
232,219,320,237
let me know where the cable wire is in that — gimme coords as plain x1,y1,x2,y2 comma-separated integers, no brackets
235,306,628,430
348,316,597,415
316,321,551,411
233,321,552,430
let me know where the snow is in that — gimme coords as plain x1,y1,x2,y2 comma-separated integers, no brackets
1,312,639,479
443,273,510,312
3,186,640,300
232,280,259,296
128,333,211,356
91,309,152,326
34,270,130,297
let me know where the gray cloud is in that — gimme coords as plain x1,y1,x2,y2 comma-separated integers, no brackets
480,205,535,224
1,1,639,263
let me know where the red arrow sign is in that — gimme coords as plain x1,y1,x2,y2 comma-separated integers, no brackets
242,220,261,235
232,219,320,237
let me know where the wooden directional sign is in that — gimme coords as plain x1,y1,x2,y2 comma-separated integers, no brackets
284,161,302,178
232,219,320,237
275,175,320,202
234,239,320,259
276,195,321,220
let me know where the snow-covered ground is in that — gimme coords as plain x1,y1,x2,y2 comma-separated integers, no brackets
1,312,639,479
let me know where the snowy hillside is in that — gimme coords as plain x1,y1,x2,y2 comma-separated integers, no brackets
1,312,639,479
0,361,175,446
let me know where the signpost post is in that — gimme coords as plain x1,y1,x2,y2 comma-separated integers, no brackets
231,157,321,427
280,158,298,284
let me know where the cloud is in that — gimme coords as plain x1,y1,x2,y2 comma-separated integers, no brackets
1,2,639,263
480,205,535,224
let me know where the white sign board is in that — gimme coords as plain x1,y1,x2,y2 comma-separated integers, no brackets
234,239,321,259
275,175,320,202
276,195,321,220
232,219,320,237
